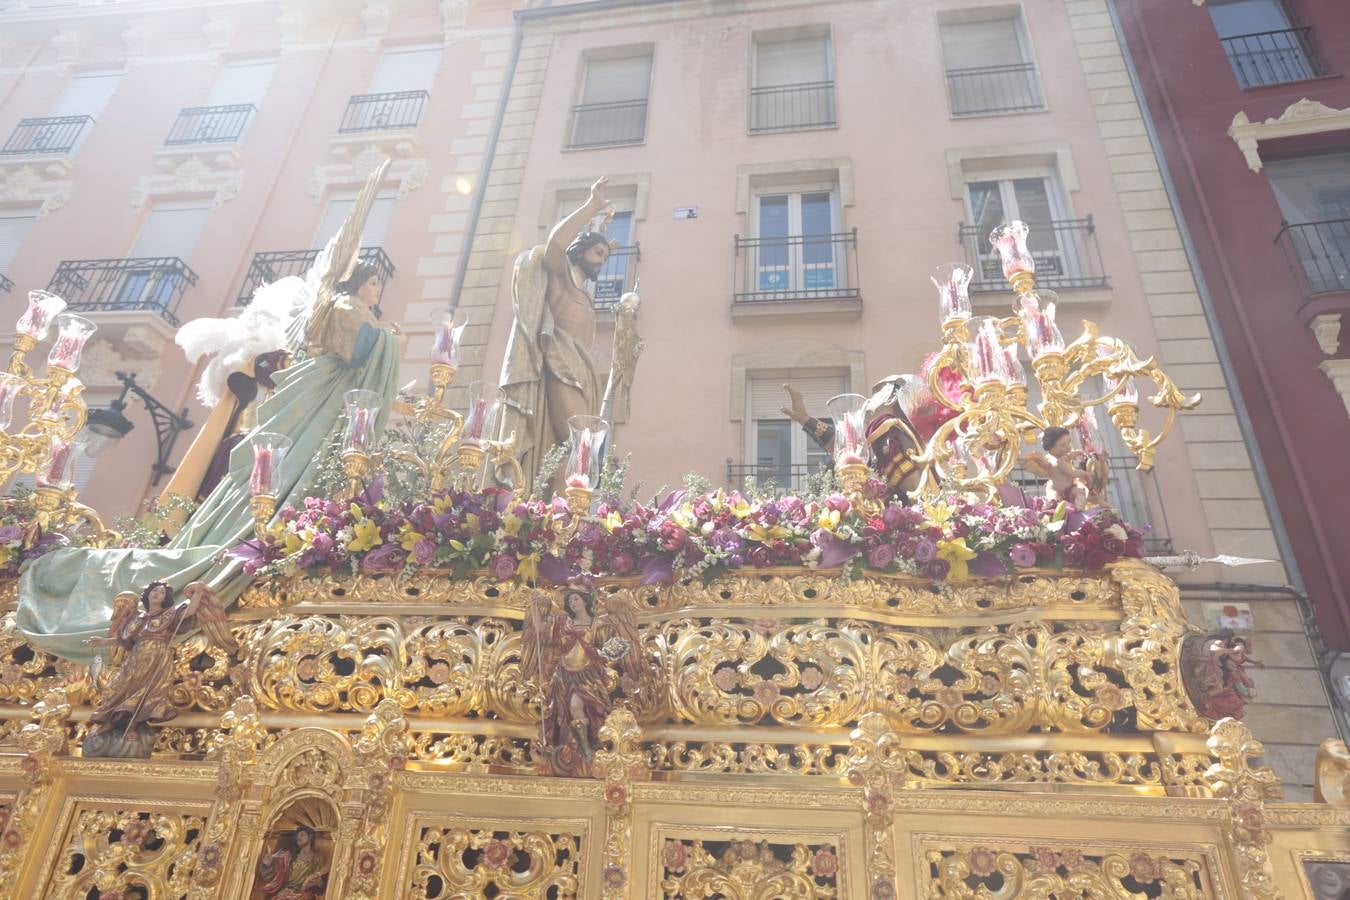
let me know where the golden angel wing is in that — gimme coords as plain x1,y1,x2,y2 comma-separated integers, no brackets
520,591,555,690
183,581,238,652
594,595,646,675
304,156,393,348
109,591,138,638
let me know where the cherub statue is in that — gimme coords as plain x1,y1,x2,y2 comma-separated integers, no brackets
521,587,651,777
1024,425,1109,507
81,581,234,759
1179,629,1264,720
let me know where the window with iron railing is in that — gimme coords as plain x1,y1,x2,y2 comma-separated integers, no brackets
958,217,1108,292
47,257,198,327
0,116,94,155
338,90,430,133
750,33,836,133
1208,0,1323,88
236,247,396,308
569,52,651,148
1276,220,1350,298
164,104,256,145
1268,152,1350,299
940,17,1043,116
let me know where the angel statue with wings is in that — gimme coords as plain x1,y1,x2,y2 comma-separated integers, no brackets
521,587,654,777
17,160,404,664
82,581,235,758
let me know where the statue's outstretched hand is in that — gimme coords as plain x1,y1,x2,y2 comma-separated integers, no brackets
780,383,809,425
589,176,609,208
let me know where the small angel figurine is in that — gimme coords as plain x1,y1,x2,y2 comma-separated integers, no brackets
82,581,233,759
1024,426,1109,507
520,588,651,777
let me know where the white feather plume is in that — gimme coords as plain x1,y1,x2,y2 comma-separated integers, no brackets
174,276,304,408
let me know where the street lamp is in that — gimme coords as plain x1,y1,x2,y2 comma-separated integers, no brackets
82,371,193,486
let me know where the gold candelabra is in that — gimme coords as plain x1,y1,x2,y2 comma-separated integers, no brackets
249,494,276,541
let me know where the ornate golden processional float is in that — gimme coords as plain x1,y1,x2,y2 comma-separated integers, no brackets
0,217,1346,899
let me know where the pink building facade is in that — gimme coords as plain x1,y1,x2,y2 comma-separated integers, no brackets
0,0,1340,792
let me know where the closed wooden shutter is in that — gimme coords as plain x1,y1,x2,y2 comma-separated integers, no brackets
940,19,1025,70
209,61,276,107
50,73,122,119
131,205,211,260
749,373,847,421
369,47,442,93
314,195,395,249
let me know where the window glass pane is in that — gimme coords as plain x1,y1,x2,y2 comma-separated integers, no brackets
940,19,1024,70
594,212,633,301
1012,178,1058,253
801,192,833,272
1266,152,1350,222
209,61,276,106
0,214,35,271
754,35,829,86
582,55,653,104
966,181,1006,235
757,195,790,279
1207,0,1291,38
369,47,442,93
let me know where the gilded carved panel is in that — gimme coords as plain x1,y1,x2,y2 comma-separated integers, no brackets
393,815,590,899
650,826,851,899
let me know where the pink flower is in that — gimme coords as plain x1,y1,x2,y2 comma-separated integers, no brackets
867,792,891,817
360,543,407,574
296,658,318,681
482,839,513,868
979,674,1000,695
811,847,839,878
871,876,896,900
753,680,780,705
120,818,152,847
413,539,436,566
605,784,627,806
354,849,378,877
969,847,997,877
1009,543,1037,568
935,686,964,708
913,539,937,563
489,553,517,580
1,828,20,850
1059,849,1084,872
1129,852,1161,884
428,661,452,685
1033,846,1059,872
867,543,895,569
800,666,825,690
663,839,689,873
713,666,739,691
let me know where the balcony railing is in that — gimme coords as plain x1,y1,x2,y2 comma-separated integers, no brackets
338,90,430,134
959,217,1108,292
47,257,198,328
945,62,1043,117
734,229,860,304
165,104,256,145
726,461,821,493
0,115,94,155
1275,218,1350,300
0,273,12,295
749,81,837,133
1221,27,1322,88
236,247,396,308
590,243,640,310
568,99,647,148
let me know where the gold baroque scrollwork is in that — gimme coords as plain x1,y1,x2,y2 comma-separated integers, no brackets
659,838,840,899
44,807,207,898
924,844,1212,898
1205,717,1283,900
407,827,583,899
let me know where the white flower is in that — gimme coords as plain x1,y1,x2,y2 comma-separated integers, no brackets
1107,523,1128,541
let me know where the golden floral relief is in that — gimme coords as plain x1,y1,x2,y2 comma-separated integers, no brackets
659,839,842,900
924,844,1214,899
405,827,583,899
42,807,207,899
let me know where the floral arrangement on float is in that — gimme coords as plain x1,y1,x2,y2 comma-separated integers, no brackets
224,482,1145,586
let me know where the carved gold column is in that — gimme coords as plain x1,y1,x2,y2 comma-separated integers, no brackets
592,708,648,899
845,712,904,900
1204,717,1284,899
346,699,411,900
0,688,70,888
190,696,266,899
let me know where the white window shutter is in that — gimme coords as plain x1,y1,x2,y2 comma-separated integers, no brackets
0,213,35,271
582,55,652,104
314,195,395,249
754,36,829,87
749,373,848,421
50,73,122,119
369,47,443,93
131,206,212,260
940,19,1024,70
208,61,276,107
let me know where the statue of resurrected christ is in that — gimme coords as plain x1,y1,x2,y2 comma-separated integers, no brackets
497,176,617,486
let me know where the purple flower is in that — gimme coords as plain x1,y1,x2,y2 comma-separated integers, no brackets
413,539,437,566
360,543,407,575
610,550,635,575
867,543,896,569
489,553,517,580
708,528,743,552
825,495,851,513
1009,543,1037,568
578,521,603,547
924,558,951,579
0,525,21,544
862,478,887,500
913,539,937,564
813,528,860,568
882,505,907,531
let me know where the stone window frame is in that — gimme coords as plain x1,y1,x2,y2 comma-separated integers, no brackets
1228,98,1350,173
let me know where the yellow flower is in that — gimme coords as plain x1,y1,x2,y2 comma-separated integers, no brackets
603,510,624,534
937,537,977,581
746,522,790,544
817,508,841,532
464,512,479,533
349,503,365,520
282,527,308,556
517,551,541,583
347,518,383,553
671,507,696,530
924,500,955,530
431,495,455,514
0,546,12,569
398,523,425,552
728,495,754,519
502,513,523,537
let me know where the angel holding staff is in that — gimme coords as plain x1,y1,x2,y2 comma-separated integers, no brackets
17,161,404,662
81,581,234,758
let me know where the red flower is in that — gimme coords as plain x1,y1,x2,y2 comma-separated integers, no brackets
482,839,513,868
1128,852,1161,884
19,756,38,775
663,839,689,873
354,849,378,877
199,842,222,869
120,818,152,847
604,784,627,806
867,792,891,817
811,847,839,878
1032,846,1060,872
1059,849,1084,872
1235,803,1264,834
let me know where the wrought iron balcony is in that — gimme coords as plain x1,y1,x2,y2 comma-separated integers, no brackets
1275,218,1350,300
945,62,1043,117
749,81,837,133
338,90,430,134
164,103,256,145
590,242,640,310
726,460,820,493
0,273,12,295
959,217,1108,292
567,98,647,148
0,115,94,155
733,229,860,304
236,247,396,307
47,257,198,328
1221,27,1323,88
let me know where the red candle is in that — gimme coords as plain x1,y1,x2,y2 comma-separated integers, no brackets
38,439,70,487
49,336,81,371
350,407,371,450
465,398,489,441
567,428,593,489
250,447,274,496
431,321,455,365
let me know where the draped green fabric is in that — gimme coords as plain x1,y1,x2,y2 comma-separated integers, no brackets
16,324,401,663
